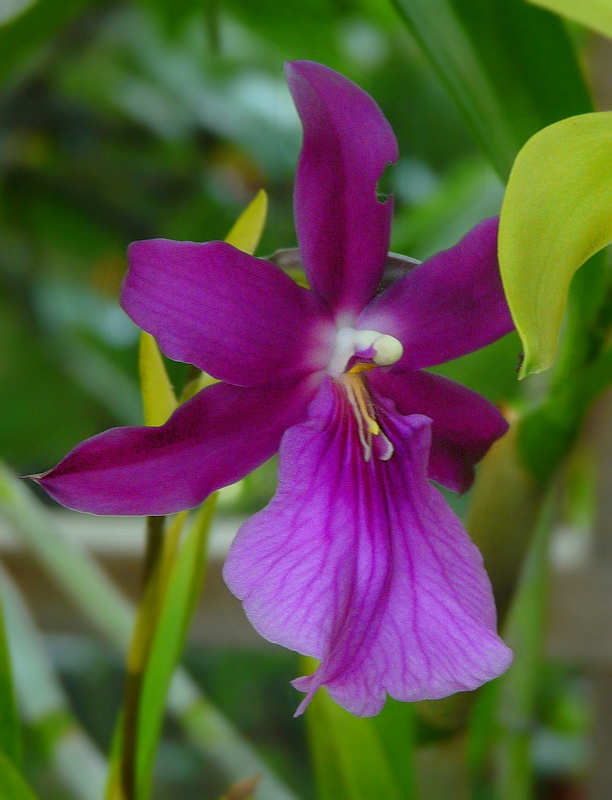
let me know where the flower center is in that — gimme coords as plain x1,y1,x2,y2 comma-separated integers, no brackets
326,327,403,377
340,369,393,463
327,327,402,463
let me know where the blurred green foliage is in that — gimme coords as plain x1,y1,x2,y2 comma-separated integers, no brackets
0,1,606,800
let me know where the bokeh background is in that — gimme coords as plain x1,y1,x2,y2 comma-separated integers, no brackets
1,0,610,798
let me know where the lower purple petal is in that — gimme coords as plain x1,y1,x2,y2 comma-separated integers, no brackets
370,368,509,493
223,378,512,717
36,376,320,516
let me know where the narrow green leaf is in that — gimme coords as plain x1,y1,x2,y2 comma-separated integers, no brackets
0,602,20,768
136,496,217,799
391,0,591,179
0,749,38,800
139,333,177,427
303,658,406,800
499,112,612,378
528,0,612,38
224,189,268,255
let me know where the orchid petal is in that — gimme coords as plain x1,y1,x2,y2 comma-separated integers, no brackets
286,60,399,317
358,217,514,369
123,240,332,387
35,376,320,516
370,368,508,493
224,379,512,717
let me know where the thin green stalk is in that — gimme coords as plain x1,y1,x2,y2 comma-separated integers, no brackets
142,516,166,587
120,513,167,800
0,464,297,800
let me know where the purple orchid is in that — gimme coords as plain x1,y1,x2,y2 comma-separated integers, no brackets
37,61,514,716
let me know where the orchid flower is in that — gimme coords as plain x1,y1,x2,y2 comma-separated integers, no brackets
36,61,514,716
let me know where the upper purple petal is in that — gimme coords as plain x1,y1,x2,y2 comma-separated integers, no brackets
223,378,512,717
357,217,514,369
286,60,398,317
369,368,508,493
35,376,321,516
123,240,333,387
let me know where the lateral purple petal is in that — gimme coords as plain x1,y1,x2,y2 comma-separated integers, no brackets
123,239,333,387
370,368,508,493
223,378,512,717
286,60,398,317
358,217,514,369
36,376,320,516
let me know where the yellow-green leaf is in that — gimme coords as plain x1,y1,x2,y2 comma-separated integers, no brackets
139,333,177,426
528,0,612,39
224,189,268,254
499,112,612,378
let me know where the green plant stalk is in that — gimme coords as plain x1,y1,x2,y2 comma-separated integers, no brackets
0,563,106,800
119,513,170,800
0,464,298,800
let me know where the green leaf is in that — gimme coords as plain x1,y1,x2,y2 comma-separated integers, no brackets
528,0,612,38
136,496,217,799
139,333,177,427
224,189,268,255
303,658,409,800
0,749,38,800
0,603,20,768
499,112,612,378
391,0,591,179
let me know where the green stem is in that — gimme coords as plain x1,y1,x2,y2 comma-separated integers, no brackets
121,513,168,799
142,516,165,587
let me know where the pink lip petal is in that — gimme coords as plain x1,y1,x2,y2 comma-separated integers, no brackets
224,378,512,717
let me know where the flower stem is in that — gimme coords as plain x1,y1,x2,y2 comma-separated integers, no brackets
120,515,167,800
142,515,166,586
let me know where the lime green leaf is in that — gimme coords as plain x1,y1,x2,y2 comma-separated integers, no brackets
0,603,20,768
391,0,591,179
303,659,405,800
499,112,612,378
136,496,217,799
224,189,268,255
0,749,38,800
528,0,612,38
139,333,177,427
